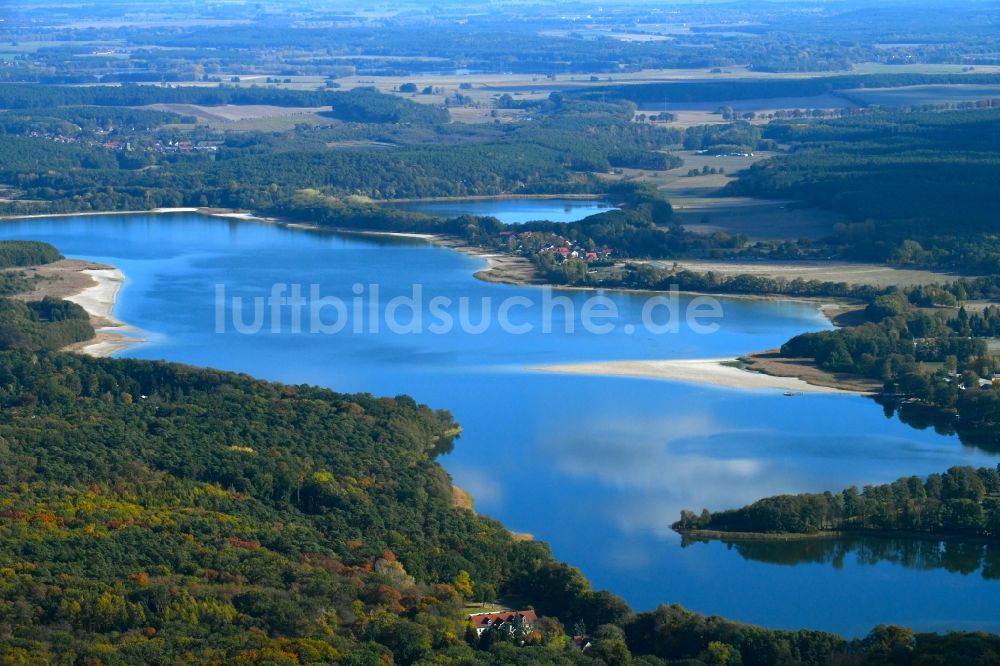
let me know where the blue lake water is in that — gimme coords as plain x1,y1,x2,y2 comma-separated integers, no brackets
3,211,1000,637
389,198,616,224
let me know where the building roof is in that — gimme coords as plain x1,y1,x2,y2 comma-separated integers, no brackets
468,610,538,626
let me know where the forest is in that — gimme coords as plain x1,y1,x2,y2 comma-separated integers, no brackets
0,240,63,268
0,84,344,111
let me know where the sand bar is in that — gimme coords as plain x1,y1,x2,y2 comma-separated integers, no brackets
533,357,866,394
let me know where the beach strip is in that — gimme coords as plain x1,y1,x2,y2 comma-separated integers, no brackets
532,357,865,394
62,267,145,358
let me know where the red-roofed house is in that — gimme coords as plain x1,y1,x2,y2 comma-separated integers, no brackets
468,610,538,636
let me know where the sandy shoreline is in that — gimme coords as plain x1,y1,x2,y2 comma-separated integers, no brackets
61,267,145,358
534,357,869,394
0,207,200,221
376,193,603,204
10,258,145,358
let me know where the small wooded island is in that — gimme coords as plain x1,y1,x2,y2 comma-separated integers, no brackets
675,465,1000,542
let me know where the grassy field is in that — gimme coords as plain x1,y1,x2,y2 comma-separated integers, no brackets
637,93,853,114
599,150,846,241
111,64,1000,124
648,259,968,288
851,62,1000,75
843,84,1000,107
674,201,844,241
139,66,866,124
144,103,330,129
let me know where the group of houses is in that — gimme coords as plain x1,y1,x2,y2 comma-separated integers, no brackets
498,230,613,263
541,244,614,262
26,130,218,155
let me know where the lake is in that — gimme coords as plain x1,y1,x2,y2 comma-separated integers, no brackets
388,197,617,224
3,210,1000,637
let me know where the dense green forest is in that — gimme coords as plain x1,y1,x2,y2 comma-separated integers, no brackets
0,297,94,352
675,465,1000,541
0,84,342,111
0,240,63,269
0,85,448,125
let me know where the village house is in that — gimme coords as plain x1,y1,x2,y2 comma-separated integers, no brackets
468,610,538,636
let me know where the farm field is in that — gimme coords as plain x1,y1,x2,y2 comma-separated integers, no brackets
599,150,844,241
844,84,1000,106
647,259,967,288
143,103,330,129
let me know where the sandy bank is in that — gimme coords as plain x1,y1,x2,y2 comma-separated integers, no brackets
742,350,883,393
375,193,603,204
64,268,122,324
37,260,144,357
0,207,199,221
533,357,867,394
61,267,145,358
11,258,144,357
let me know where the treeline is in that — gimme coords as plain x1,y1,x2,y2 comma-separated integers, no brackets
0,84,449,125
781,296,985,379
727,108,1000,272
0,106,189,136
537,253,889,298
0,240,62,268
683,122,773,154
538,256,1000,306
597,262,885,299
571,73,1000,105
0,83,341,109
321,87,449,124
675,465,1000,541
0,297,94,351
